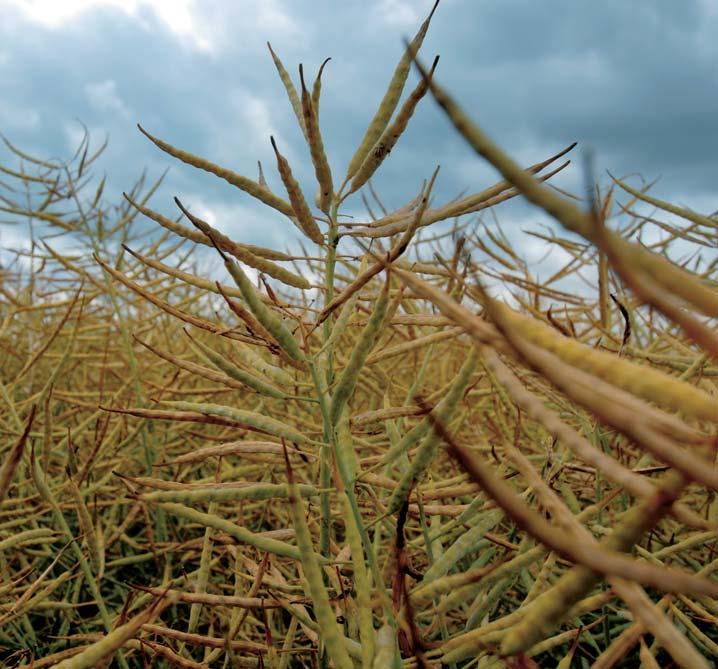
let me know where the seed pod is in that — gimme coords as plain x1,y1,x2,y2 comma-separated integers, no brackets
267,42,307,140
349,56,438,196
329,278,390,426
68,478,102,577
138,124,295,218
284,449,354,669
222,254,307,365
387,349,478,514
300,64,334,214
271,136,324,244
140,483,318,504
123,193,292,260
233,341,296,387
161,400,312,444
345,0,439,182
172,198,309,289
186,333,287,399
420,508,503,584
312,57,331,118
157,501,330,564
491,300,718,422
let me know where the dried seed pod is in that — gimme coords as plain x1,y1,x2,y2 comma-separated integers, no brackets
300,64,334,214
123,192,292,260
173,198,310,289
137,125,295,218
270,136,324,244
160,400,312,444
267,42,307,140
344,0,439,181
348,56,439,196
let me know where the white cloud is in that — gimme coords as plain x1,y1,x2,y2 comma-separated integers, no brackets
376,0,423,27
1,0,215,53
0,101,40,130
85,79,131,118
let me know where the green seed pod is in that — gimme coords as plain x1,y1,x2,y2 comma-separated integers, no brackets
140,482,318,505
187,334,287,399
233,341,296,386
161,400,312,444
223,255,307,365
329,278,390,426
387,349,478,514
285,461,353,669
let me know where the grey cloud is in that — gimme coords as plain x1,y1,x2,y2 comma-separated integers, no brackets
0,0,715,259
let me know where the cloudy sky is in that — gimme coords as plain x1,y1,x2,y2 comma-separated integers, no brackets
1,0,716,262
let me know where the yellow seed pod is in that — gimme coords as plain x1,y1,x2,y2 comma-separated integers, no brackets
173,198,310,289
348,56,439,196
137,125,295,218
493,301,718,421
270,136,324,244
300,64,334,214
267,42,307,140
344,0,439,181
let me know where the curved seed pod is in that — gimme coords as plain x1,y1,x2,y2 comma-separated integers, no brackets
0,528,55,552
232,341,296,387
329,278,390,426
123,193,292,260
137,125,295,218
381,347,477,469
160,400,312,444
372,623,399,669
344,0,439,181
420,508,503,584
491,300,718,422
271,136,324,244
222,253,307,364
387,349,478,514
341,492,375,667
335,408,359,481
51,596,177,669
139,482,318,504
284,450,353,669
267,42,307,140
312,57,331,118
300,64,334,214
348,56,439,196
173,198,310,289
156,501,330,564
186,333,287,399
68,478,102,577
412,55,718,320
